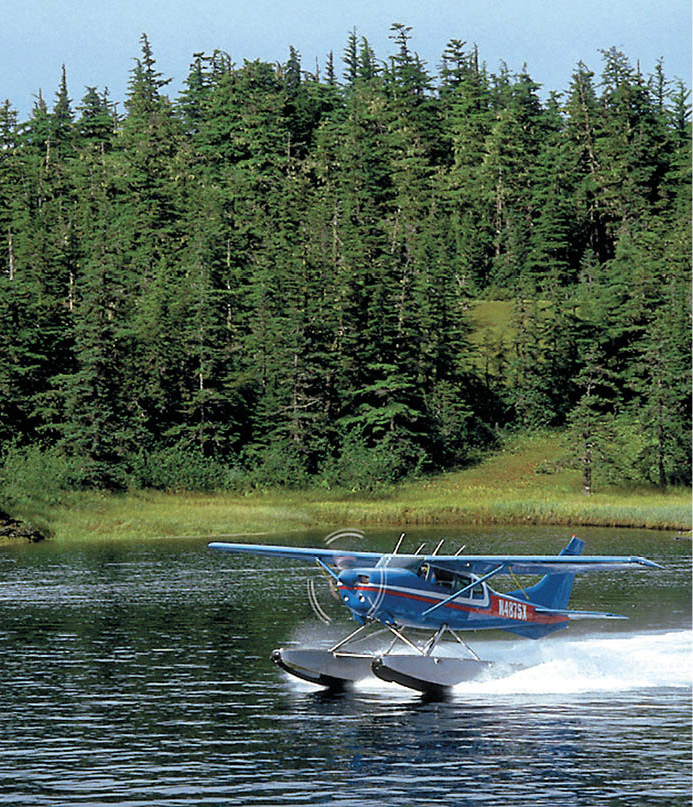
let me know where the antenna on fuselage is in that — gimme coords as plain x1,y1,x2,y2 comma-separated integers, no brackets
454,545,467,556
392,532,406,554
414,543,426,555
432,538,445,556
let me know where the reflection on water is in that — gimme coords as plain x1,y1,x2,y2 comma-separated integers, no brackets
0,527,690,806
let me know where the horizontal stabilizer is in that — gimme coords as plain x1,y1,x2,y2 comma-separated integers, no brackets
534,606,628,620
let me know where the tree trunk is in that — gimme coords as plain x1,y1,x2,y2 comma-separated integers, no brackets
583,431,592,495
7,227,14,280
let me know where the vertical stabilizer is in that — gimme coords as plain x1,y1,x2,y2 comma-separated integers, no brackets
512,536,585,609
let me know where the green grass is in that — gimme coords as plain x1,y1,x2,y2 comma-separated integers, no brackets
11,432,690,543
465,299,553,374
466,300,516,344
312,432,690,530
465,300,515,373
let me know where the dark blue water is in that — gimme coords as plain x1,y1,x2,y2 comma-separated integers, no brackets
0,527,690,806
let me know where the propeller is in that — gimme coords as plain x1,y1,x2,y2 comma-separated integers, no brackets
307,577,333,624
306,528,365,624
324,528,367,546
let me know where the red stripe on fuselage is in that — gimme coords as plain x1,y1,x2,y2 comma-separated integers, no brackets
341,584,483,616
342,585,565,624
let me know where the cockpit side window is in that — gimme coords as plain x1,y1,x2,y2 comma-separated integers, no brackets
419,562,435,583
419,565,486,601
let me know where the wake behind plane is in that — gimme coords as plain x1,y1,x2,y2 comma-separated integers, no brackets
209,534,660,696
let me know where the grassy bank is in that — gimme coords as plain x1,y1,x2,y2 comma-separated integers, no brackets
8,432,690,542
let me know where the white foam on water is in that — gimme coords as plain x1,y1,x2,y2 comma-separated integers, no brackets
284,630,692,700
454,630,692,697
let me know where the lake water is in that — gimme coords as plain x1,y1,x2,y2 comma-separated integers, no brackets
0,526,690,806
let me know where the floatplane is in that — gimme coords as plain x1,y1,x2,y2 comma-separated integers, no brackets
209,535,660,696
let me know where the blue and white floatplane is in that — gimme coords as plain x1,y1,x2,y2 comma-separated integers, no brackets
210,535,660,696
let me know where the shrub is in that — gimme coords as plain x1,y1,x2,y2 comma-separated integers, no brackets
127,445,242,492
0,444,81,509
241,439,311,490
318,432,426,493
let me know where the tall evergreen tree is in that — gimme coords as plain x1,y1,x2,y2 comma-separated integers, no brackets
439,39,493,292
0,30,689,491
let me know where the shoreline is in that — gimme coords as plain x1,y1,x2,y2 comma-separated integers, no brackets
5,485,689,544
0,510,47,543
3,434,690,542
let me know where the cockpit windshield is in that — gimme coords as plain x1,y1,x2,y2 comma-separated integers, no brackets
374,554,423,571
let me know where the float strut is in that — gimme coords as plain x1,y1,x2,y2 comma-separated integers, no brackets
329,622,372,653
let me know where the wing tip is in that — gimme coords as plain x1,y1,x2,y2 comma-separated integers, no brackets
635,557,664,569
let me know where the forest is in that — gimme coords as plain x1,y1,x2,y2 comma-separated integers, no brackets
0,25,690,497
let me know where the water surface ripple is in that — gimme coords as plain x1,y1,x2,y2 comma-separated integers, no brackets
0,528,690,806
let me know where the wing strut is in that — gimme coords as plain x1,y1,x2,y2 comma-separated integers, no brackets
315,557,339,582
422,564,506,617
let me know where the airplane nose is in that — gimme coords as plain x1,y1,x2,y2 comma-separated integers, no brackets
337,569,358,587
337,570,370,613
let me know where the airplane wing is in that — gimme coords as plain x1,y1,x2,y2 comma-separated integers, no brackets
208,541,383,568
427,554,662,575
209,542,661,575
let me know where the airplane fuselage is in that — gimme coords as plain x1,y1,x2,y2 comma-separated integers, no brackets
337,565,567,634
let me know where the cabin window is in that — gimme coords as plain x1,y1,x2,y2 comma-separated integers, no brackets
419,565,485,599
419,563,434,582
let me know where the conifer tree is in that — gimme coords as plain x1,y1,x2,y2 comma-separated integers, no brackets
117,35,185,443
439,40,493,291
0,30,689,490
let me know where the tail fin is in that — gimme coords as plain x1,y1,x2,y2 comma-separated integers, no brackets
511,535,585,609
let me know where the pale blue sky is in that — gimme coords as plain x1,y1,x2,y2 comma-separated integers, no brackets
3,0,691,120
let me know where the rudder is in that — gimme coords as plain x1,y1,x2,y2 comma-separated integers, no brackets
512,535,585,609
